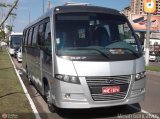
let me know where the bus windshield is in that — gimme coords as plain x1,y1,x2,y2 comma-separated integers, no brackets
55,13,142,61
10,35,22,48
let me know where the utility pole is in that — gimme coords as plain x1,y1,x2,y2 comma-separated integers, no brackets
143,0,156,66
48,0,51,9
28,10,30,24
43,0,44,14
145,13,151,66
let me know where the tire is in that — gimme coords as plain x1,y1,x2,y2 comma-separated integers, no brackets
26,65,29,78
26,66,32,85
155,58,159,62
120,104,128,109
17,59,20,63
28,77,33,85
14,53,16,58
45,84,56,113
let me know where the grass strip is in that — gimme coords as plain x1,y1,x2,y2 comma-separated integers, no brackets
146,65,160,72
0,50,35,119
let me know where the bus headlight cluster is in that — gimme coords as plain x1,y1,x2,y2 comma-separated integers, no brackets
135,71,146,81
55,74,80,84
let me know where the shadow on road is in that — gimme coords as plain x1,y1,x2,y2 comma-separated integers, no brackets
54,103,141,119
0,67,12,70
0,92,26,99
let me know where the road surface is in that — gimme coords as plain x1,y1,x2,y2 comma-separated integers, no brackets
13,58,160,119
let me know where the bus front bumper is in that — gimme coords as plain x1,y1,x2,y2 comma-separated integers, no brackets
53,89,145,109
52,78,145,109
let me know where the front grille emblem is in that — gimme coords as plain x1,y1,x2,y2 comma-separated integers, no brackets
106,78,115,84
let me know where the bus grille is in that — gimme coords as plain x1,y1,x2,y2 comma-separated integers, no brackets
86,75,131,101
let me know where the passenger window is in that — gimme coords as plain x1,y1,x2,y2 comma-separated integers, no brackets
78,28,85,39
38,24,44,46
32,26,38,46
25,30,29,46
23,31,26,46
44,22,51,54
28,28,33,46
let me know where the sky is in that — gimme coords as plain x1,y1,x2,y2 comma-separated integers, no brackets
11,0,131,32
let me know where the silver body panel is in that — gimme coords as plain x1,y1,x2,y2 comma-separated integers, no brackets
50,56,146,108
22,5,146,109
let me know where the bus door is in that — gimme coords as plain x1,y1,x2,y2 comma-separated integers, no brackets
42,22,52,72
36,24,44,88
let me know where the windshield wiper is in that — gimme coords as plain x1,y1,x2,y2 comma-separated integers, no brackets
69,47,109,59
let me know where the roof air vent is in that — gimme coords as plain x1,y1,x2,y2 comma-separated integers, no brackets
64,2,91,6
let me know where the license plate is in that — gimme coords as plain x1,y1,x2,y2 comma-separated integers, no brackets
102,86,120,94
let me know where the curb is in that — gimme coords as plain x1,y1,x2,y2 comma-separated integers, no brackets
8,51,41,119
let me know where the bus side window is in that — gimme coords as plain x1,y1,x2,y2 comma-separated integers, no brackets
32,26,38,46
23,31,26,46
44,22,51,54
25,30,29,46
38,24,44,46
28,28,33,46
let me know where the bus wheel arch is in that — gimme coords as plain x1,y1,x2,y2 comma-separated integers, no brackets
43,78,55,112
26,65,32,84
25,65,29,77
43,78,49,94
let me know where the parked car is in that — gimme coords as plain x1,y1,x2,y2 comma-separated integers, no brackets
149,51,160,62
149,51,156,61
16,47,22,63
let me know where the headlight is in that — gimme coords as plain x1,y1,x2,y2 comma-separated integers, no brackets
11,49,15,53
55,74,80,84
135,71,146,81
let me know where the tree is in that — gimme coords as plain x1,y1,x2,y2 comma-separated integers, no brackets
0,30,5,51
0,0,19,50
0,0,19,27
0,31,5,39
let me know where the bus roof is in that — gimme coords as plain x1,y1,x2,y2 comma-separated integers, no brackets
54,5,120,15
24,4,122,30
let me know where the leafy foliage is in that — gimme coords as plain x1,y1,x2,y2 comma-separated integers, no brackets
0,30,5,39
0,0,19,27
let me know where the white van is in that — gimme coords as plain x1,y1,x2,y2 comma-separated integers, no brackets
22,3,146,111
8,32,23,56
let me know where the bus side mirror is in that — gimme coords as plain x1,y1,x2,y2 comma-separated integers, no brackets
135,33,144,45
135,33,140,40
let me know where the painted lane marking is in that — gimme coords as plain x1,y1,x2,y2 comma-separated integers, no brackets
8,52,41,119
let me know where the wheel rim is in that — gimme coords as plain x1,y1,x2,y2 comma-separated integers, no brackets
46,87,52,106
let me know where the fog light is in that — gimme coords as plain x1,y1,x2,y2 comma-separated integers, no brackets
64,93,70,99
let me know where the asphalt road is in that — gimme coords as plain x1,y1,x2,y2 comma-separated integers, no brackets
13,58,160,119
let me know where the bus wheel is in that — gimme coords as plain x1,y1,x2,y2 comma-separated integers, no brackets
45,85,55,113
26,65,29,78
28,77,33,85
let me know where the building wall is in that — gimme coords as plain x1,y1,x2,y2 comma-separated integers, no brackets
130,0,160,15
